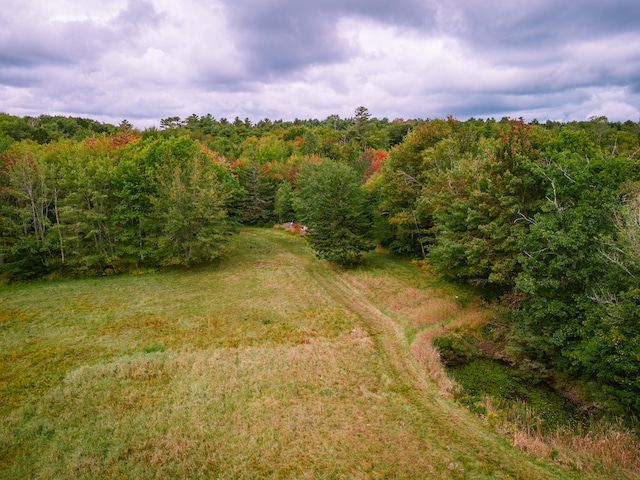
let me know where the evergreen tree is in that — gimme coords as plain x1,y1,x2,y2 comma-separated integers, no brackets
274,181,296,223
295,159,373,266
238,160,276,225
428,120,543,288
146,136,240,267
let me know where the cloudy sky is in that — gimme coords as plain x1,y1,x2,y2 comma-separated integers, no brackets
1,0,639,128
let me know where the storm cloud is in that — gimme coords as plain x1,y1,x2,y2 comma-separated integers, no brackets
0,0,638,127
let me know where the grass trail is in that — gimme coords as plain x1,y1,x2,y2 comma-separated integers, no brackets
0,228,618,478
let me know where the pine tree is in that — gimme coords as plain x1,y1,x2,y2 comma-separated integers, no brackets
295,159,373,266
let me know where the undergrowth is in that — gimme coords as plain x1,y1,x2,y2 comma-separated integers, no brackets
432,325,640,478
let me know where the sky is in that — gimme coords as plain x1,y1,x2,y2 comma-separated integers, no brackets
1,0,639,129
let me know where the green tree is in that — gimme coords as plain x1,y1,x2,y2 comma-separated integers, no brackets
295,159,373,266
428,120,543,288
274,181,296,223
56,139,119,272
237,159,276,225
148,136,240,267
569,186,640,413
376,119,455,255
0,141,59,278
352,106,371,148
160,116,184,130
512,131,628,366
109,136,156,266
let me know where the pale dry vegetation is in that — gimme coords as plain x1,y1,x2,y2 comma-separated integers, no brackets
339,265,489,394
14,336,437,478
475,396,640,479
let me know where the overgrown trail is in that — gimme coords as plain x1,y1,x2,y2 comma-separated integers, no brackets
308,263,433,397
275,231,580,479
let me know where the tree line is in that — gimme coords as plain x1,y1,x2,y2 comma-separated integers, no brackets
1,109,640,415
376,117,640,416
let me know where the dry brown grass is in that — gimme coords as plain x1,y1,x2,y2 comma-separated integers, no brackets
564,427,640,473
13,334,443,478
341,267,490,396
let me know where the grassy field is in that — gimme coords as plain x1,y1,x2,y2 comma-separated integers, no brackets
0,228,635,479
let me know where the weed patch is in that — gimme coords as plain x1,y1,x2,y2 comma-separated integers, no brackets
450,359,586,432
142,343,165,353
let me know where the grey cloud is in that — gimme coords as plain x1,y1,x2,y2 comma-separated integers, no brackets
434,0,640,109
220,0,437,78
551,1,640,38
0,68,42,88
222,3,351,78
0,0,170,106
460,90,591,117
0,19,113,68
1,0,639,127
115,0,163,29
446,0,640,47
0,0,162,71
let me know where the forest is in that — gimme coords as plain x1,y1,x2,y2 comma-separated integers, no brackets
1,109,640,419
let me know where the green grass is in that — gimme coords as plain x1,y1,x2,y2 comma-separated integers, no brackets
0,228,629,478
449,359,586,431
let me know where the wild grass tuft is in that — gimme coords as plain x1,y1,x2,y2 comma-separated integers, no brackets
142,343,166,353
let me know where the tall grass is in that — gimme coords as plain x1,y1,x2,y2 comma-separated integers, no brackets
350,254,640,479
476,396,640,478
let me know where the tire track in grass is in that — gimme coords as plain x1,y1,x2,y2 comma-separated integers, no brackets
307,262,432,395
245,230,581,479
298,256,580,479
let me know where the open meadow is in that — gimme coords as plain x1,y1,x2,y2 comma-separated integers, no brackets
1,228,635,479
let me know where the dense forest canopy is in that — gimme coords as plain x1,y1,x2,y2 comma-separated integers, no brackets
1,109,640,415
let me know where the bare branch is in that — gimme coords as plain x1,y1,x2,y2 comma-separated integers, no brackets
588,286,618,305
538,170,565,214
556,164,576,183
514,210,537,225
588,286,624,325
523,247,552,257
598,246,636,278
397,169,425,188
